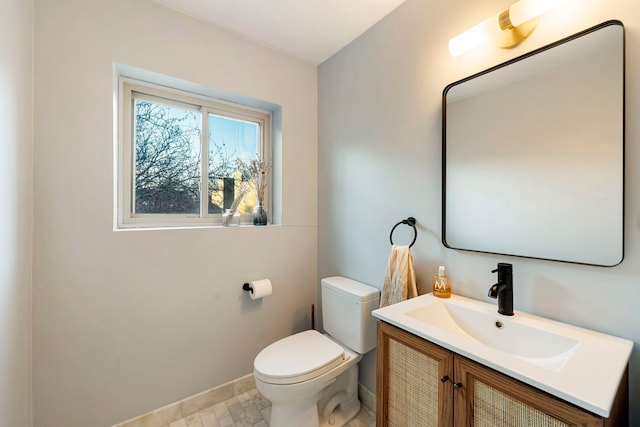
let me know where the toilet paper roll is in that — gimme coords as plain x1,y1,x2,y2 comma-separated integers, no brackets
248,279,273,300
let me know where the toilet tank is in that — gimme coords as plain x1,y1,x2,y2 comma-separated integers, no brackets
321,276,380,354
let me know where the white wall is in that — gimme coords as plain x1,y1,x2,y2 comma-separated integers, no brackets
319,0,640,423
33,1,317,426
0,0,34,426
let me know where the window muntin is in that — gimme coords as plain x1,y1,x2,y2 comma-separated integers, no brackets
119,80,270,228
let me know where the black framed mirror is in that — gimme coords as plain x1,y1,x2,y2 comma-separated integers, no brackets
442,20,624,266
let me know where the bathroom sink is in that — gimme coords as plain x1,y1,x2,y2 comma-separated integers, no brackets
405,300,579,371
372,293,633,418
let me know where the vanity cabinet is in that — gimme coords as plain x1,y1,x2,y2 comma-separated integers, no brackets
376,321,628,427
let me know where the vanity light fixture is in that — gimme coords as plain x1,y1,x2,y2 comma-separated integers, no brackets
449,0,565,57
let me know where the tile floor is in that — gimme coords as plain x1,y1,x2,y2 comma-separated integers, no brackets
163,388,376,427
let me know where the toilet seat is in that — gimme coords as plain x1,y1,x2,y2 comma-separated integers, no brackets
254,330,345,385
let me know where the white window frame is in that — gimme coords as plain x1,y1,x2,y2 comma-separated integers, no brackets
118,78,271,229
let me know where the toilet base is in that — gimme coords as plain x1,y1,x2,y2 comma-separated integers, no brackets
317,364,360,427
258,363,361,427
268,395,360,427
270,397,320,427
319,394,360,427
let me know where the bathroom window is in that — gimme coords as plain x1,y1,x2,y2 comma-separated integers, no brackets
118,80,270,228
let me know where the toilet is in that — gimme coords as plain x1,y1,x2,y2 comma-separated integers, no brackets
253,276,380,427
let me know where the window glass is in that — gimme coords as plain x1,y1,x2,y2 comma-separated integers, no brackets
208,114,259,215
134,98,202,214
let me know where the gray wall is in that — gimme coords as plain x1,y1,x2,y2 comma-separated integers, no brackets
33,0,317,426
319,0,640,423
0,0,34,426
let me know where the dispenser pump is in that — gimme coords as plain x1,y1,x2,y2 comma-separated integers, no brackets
433,265,451,298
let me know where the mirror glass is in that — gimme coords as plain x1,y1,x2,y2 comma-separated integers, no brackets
443,21,624,266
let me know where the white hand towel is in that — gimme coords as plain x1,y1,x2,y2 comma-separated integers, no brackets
380,244,418,308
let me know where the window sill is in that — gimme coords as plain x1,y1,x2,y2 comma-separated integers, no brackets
114,223,276,232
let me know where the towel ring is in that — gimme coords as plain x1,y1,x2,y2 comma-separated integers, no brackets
389,217,417,248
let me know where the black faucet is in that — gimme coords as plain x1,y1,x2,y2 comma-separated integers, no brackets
488,263,514,316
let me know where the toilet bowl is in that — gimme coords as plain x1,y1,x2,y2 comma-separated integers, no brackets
253,277,380,427
254,331,362,427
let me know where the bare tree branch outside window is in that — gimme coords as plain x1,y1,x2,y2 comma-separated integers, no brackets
133,99,258,216
134,100,201,214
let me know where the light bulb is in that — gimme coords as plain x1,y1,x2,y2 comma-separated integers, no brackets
448,13,502,57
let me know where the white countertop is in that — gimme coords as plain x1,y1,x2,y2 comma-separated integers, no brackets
372,293,633,417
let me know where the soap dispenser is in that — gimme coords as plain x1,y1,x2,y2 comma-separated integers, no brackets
432,265,451,298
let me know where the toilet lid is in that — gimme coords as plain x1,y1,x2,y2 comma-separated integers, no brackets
254,330,345,385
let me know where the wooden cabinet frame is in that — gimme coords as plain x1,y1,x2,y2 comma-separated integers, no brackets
377,321,454,426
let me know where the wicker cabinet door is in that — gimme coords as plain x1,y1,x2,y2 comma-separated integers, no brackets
377,322,454,427
453,356,604,427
